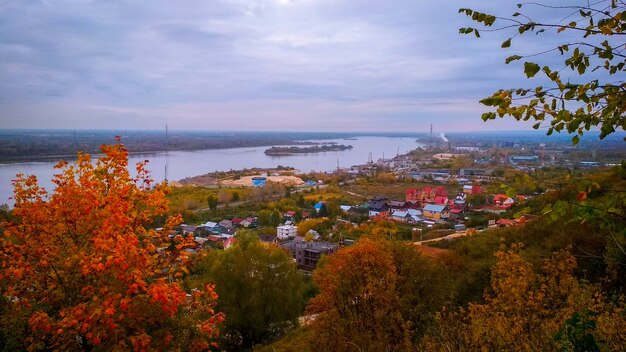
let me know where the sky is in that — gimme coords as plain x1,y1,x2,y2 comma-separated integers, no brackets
0,0,593,132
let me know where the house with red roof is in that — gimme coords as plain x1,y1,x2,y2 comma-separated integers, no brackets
496,218,516,227
434,196,450,206
406,188,419,202
493,194,515,208
434,186,448,197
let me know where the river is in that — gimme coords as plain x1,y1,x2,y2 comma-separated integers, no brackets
0,136,422,205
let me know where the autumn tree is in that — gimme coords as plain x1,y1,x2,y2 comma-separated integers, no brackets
306,238,452,351
296,218,330,237
421,245,626,351
192,231,306,350
0,142,223,351
460,1,626,143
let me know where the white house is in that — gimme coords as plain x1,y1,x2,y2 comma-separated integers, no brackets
277,224,298,240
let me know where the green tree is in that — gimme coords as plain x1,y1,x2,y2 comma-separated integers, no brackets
207,194,218,211
317,203,329,218
271,209,282,226
257,210,272,227
231,190,240,202
460,2,626,143
193,231,306,350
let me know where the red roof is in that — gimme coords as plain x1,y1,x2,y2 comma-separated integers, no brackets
406,189,417,195
422,187,432,193
301,211,311,218
494,194,509,202
496,218,515,226
434,196,448,205
285,211,296,216
231,217,244,225
450,208,463,214
223,237,236,248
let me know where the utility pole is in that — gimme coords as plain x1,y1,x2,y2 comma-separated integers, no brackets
430,123,433,145
165,124,169,182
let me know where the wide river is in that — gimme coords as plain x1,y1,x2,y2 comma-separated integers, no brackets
0,136,422,205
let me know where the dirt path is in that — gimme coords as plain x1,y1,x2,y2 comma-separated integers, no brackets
414,231,469,245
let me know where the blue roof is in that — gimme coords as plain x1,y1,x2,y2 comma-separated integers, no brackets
407,209,422,216
423,204,446,213
391,211,408,217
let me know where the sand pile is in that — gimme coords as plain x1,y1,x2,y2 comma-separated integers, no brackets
221,175,304,187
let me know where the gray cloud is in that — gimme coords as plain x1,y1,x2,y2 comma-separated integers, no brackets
0,0,600,132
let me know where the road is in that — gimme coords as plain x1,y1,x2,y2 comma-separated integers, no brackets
414,230,470,245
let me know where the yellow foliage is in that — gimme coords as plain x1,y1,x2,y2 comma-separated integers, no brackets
297,218,328,236
421,245,626,351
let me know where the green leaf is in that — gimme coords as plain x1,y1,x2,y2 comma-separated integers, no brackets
524,62,540,78
481,112,496,121
505,55,522,64
483,15,496,26
501,38,512,48
572,135,580,145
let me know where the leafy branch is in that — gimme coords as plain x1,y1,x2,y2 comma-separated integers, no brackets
459,1,626,144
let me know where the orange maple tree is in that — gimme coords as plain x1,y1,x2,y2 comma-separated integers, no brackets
0,141,223,351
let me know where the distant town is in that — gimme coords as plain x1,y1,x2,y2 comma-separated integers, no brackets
165,131,626,271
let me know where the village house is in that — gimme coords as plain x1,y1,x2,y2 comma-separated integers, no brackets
389,209,424,224
459,168,498,181
390,210,412,223
463,184,482,195
367,196,390,218
258,233,278,244
388,200,409,213
510,155,539,164
340,205,353,212
406,189,420,203
180,224,197,235
280,239,339,271
276,224,298,240
218,219,233,230
422,204,450,220
448,204,466,221
231,218,244,227
493,194,515,208
314,201,327,212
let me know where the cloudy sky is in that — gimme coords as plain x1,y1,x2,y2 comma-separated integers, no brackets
0,0,584,132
